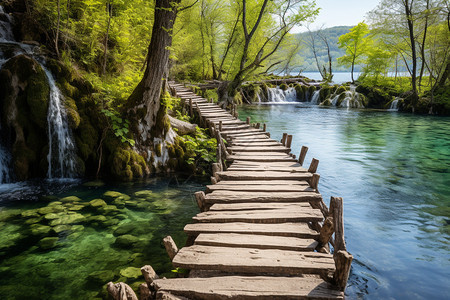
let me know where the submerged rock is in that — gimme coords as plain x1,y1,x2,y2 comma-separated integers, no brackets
30,224,52,236
114,234,140,248
60,196,82,203
87,270,115,286
119,267,142,279
38,237,59,250
48,213,85,226
89,199,107,208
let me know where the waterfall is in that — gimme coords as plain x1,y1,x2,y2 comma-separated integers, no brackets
0,6,14,42
310,90,320,104
331,95,340,106
0,141,12,183
389,98,400,111
45,68,77,179
266,87,297,103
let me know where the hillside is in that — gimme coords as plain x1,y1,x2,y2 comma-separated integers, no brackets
292,26,359,73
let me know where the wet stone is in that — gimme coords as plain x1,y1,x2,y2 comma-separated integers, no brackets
125,201,138,207
0,209,21,222
53,225,72,233
119,267,142,279
103,218,120,227
49,213,85,226
21,210,40,218
103,191,130,203
60,196,82,203
25,216,43,225
39,237,59,250
48,201,63,206
89,199,107,208
134,190,153,198
98,205,119,215
87,270,115,286
114,234,140,248
30,224,52,236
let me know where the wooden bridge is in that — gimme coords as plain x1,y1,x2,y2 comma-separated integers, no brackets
107,83,353,299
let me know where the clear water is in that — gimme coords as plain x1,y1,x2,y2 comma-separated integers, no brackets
0,176,203,299
238,104,450,299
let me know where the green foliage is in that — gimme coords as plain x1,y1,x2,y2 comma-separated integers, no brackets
178,127,216,167
101,109,135,146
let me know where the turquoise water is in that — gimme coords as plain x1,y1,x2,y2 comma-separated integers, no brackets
238,104,450,299
0,177,203,299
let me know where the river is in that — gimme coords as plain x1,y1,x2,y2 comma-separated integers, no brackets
0,105,448,299
238,104,450,299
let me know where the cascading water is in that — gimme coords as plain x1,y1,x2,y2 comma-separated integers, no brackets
0,5,77,180
45,68,77,179
310,90,320,104
266,87,297,102
388,98,400,111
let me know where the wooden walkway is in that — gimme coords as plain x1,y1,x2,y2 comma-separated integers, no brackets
108,83,353,300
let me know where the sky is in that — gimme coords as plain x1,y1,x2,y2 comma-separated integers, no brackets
293,0,380,32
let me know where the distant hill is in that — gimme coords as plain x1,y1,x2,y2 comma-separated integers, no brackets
291,26,360,73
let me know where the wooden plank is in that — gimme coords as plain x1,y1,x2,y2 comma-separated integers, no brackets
206,184,314,193
228,156,298,162
216,171,312,181
195,233,318,251
229,146,290,153
193,208,323,223
184,222,320,238
209,180,310,186
172,245,335,276
209,202,312,211
154,276,344,299
204,191,322,204
231,141,283,147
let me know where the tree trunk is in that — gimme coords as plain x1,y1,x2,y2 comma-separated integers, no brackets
418,0,429,91
126,0,180,145
405,0,418,110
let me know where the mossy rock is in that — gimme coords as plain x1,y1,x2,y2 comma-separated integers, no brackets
87,270,116,287
38,237,59,250
60,196,82,203
119,267,142,280
30,224,52,236
98,205,120,215
53,225,72,233
335,85,348,95
89,199,107,208
321,99,332,106
279,83,288,91
103,191,130,202
24,217,44,224
114,234,140,248
134,190,153,198
48,213,85,226
0,209,22,222
21,210,40,218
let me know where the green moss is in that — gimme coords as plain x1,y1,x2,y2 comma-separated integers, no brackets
321,99,332,106
279,83,288,91
155,143,162,157
336,93,347,106
335,85,348,95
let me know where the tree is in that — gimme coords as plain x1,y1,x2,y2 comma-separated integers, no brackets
337,22,371,83
222,0,318,104
126,0,182,148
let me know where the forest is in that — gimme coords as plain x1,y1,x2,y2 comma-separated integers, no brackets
0,0,449,181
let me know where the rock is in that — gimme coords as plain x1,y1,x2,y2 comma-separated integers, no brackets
71,225,85,232
53,225,72,233
67,204,85,211
48,201,63,206
125,201,138,207
114,234,140,248
112,199,126,208
113,223,135,236
30,224,52,236
119,267,142,279
39,237,59,250
87,270,115,286
89,199,107,208
134,190,153,198
60,196,82,202
98,205,119,215
24,217,43,224
48,213,85,226
21,210,40,218
44,212,64,220
0,209,21,222
103,218,120,227
37,206,58,215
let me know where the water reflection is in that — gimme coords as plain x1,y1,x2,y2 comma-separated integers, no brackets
239,105,450,299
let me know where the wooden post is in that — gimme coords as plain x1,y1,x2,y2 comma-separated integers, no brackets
286,135,293,148
246,116,250,125
317,217,334,250
141,265,159,293
189,98,193,116
219,121,223,132
263,123,267,132
331,197,346,252
163,236,178,261
308,158,319,173
333,250,353,291
256,122,260,129
212,163,221,180
215,130,222,168
298,146,308,166
107,282,138,300
195,191,206,212
281,133,288,145
310,173,320,191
